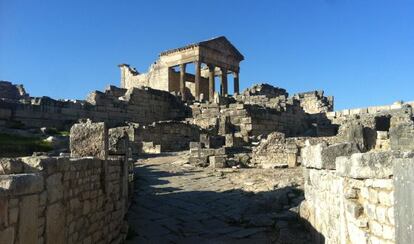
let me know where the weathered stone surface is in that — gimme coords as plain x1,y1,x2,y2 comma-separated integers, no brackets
108,126,130,155
0,227,15,244
339,122,366,151
19,194,38,244
46,173,63,203
0,173,43,196
70,120,108,159
394,158,414,244
46,202,65,244
302,142,359,170
0,158,24,174
390,121,414,151
209,155,227,168
336,151,396,179
0,81,29,101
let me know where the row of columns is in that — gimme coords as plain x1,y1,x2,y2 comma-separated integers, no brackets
179,61,239,101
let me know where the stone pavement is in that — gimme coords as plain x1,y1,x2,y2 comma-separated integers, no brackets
126,152,311,244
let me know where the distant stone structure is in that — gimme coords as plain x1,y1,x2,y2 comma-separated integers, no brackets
119,36,244,101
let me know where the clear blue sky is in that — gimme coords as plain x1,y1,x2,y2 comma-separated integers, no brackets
1,0,413,110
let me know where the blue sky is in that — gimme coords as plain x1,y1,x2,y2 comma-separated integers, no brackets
1,0,413,110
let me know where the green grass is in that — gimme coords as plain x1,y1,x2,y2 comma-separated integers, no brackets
0,133,53,157
55,131,70,136
46,128,70,137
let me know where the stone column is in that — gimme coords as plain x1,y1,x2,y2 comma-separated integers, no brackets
208,64,215,102
194,61,201,100
179,63,186,100
220,67,228,96
233,71,239,95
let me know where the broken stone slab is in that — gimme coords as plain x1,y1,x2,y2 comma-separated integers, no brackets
0,173,43,196
336,151,399,179
70,120,108,159
301,142,360,170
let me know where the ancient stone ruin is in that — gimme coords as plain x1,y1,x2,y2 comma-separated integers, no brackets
1,37,413,243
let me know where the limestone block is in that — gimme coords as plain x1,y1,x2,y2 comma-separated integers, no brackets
46,202,65,244
347,223,368,244
19,194,38,244
0,227,14,244
46,173,63,203
394,158,414,244
108,127,130,155
142,142,161,154
0,158,24,174
20,156,58,174
0,173,43,196
70,120,108,159
302,142,359,169
336,151,396,179
209,156,227,168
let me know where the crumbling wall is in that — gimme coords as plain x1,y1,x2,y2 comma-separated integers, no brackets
134,121,203,152
327,100,414,123
0,156,130,244
251,132,338,169
0,85,189,130
0,120,133,244
293,90,334,114
0,81,29,102
300,148,399,244
190,102,311,139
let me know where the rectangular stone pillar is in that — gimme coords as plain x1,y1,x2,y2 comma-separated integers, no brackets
233,71,239,95
179,63,186,101
394,158,414,244
194,61,201,100
220,68,228,96
208,65,215,102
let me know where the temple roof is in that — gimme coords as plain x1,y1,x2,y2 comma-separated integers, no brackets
159,36,244,61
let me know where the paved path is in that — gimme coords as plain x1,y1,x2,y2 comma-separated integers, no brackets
126,153,311,244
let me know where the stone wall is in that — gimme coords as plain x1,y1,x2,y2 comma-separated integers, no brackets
0,81,29,102
0,84,189,130
251,132,338,169
300,141,399,243
327,100,414,121
190,102,312,140
0,155,131,244
134,121,203,152
293,90,334,114
0,120,133,244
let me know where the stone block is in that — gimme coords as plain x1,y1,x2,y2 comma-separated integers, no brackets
19,194,38,244
108,126,130,155
0,227,14,244
46,202,65,244
389,122,414,151
287,153,298,168
0,158,24,174
394,158,414,244
209,156,227,168
46,173,63,203
302,142,359,169
141,142,161,154
336,151,396,179
70,120,108,159
0,173,43,196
